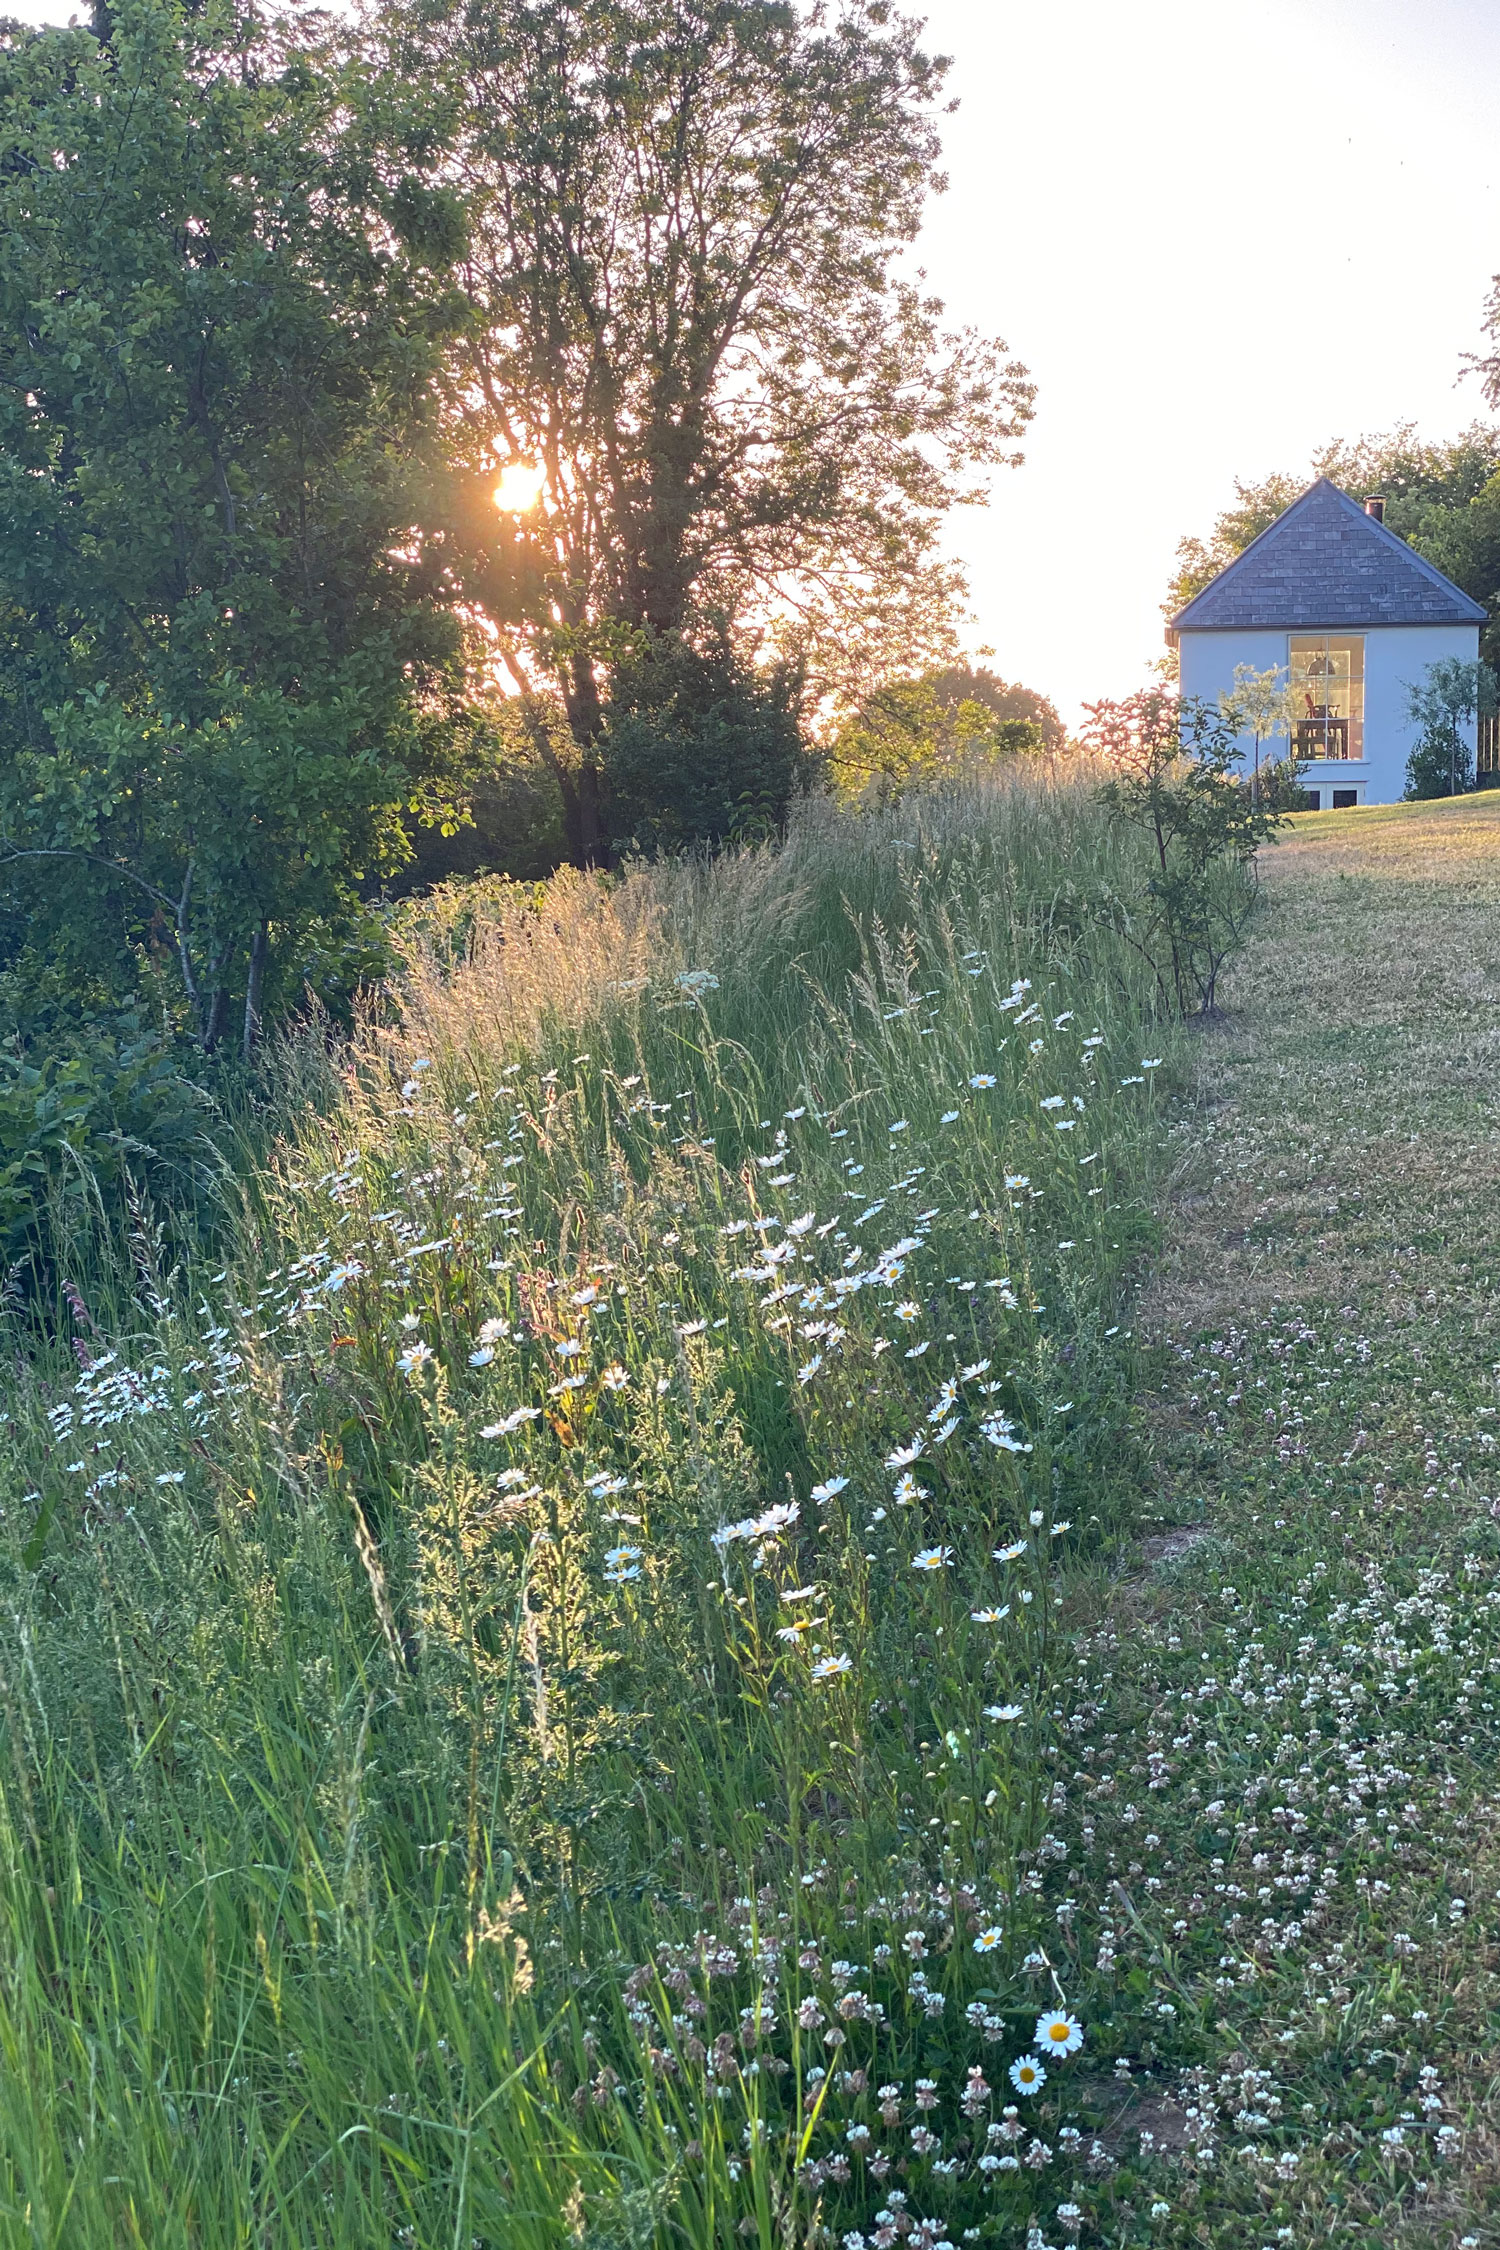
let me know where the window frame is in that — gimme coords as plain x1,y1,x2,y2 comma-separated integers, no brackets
1289,633,1365,762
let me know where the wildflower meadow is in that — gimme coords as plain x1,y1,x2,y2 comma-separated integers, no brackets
0,768,1179,2247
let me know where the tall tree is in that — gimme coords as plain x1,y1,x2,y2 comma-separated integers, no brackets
380,0,1033,861
0,0,469,1054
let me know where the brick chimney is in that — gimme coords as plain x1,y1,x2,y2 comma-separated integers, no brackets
1364,497,1385,522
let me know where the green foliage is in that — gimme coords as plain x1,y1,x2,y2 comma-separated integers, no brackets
1087,688,1282,1015
396,696,573,889
922,665,1067,753
0,0,470,1057
1402,656,1498,799
832,669,1058,800
378,0,1033,826
0,1013,219,1295
596,637,808,854
1217,661,1297,801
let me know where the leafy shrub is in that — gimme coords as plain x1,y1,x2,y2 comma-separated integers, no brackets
599,635,808,852
1086,688,1282,1016
1403,656,1497,799
0,1015,218,1291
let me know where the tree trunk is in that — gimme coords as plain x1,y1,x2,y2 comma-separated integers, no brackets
243,918,268,1062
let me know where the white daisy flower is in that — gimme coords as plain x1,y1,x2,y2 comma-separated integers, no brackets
1009,2057,1046,2094
1034,2010,1084,2056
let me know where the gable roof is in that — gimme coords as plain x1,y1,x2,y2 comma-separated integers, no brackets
1168,477,1486,635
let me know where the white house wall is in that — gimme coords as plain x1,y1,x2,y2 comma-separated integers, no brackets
1178,623,1480,805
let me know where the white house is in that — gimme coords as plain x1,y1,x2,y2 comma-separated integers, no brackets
1168,477,1485,809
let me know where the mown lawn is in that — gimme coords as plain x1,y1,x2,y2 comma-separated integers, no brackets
1060,794,1500,2247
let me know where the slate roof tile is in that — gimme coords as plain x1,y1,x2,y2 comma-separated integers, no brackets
1169,478,1486,633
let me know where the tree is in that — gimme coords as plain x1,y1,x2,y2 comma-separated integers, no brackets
1165,426,1500,644
1218,662,1297,805
1402,658,1497,800
1085,690,1281,1017
0,0,468,1056
597,635,807,852
922,665,1066,753
829,669,1055,799
378,0,1033,860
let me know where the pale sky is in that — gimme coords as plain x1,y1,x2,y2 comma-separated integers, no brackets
915,0,1500,721
10,0,1500,724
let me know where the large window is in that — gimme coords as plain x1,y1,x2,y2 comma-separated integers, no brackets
1290,635,1364,761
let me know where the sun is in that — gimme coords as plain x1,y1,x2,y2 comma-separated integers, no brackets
493,459,546,515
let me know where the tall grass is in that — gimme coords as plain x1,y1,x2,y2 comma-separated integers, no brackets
0,767,1176,2247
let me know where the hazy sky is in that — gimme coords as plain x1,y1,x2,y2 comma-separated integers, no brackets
9,0,1500,721
913,0,1500,720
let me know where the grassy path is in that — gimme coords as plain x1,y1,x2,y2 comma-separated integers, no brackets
1062,799,1500,2246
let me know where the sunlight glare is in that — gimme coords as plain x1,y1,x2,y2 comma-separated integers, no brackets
493,460,546,515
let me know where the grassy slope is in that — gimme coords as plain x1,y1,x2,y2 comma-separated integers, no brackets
1061,796,1500,2247
0,773,1178,2249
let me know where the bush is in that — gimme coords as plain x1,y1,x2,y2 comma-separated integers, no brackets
599,636,808,852
0,1013,219,1293
1403,657,1496,799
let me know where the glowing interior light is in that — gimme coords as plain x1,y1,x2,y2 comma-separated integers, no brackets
493,460,546,514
